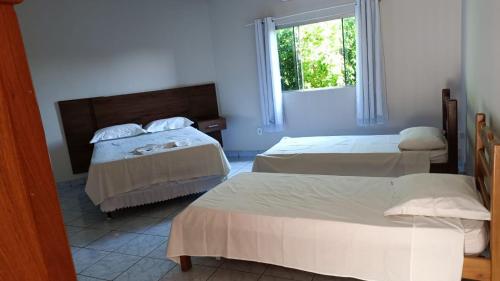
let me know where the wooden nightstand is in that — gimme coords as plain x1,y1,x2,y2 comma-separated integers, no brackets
196,117,227,146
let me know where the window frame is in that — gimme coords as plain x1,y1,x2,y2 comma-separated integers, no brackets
284,85,356,95
275,9,356,94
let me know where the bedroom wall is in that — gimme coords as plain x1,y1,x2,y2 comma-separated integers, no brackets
207,0,463,155
16,0,217,181
462,0,500,174
16,0,464,181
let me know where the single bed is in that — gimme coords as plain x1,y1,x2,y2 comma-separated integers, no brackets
85,126,230,213
253,89,458,176
168,113,498,281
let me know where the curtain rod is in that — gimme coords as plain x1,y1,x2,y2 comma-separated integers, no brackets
244,2,355,28
275,14,351,29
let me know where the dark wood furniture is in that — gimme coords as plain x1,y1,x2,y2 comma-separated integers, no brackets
58,83,222,174
429,89,458,174
196,117,227,145
0,1,76,280
461,113,499,281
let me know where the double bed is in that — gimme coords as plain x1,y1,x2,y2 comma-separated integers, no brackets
86,126,230,212
167,113,498,281
253,89,458,176
58,84,230,213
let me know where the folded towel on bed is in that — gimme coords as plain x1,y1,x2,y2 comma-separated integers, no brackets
131,140,191,155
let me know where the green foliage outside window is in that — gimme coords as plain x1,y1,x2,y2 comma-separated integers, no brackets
277,17,357,92
342,17,357,86
277,28,300,90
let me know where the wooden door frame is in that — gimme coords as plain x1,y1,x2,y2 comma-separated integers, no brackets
0,1,76,280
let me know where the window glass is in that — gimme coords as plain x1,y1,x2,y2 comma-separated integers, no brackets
277,17,357,92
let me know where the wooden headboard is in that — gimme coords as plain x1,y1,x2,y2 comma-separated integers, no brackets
58,83,220,174
444,89,458,172
429,89,458,174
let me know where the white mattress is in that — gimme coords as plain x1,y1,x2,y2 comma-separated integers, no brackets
167,173,487,281
253,135,447,177
85,127,230,205
463,219,489,256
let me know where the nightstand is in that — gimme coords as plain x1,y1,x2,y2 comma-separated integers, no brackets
196,117,227,146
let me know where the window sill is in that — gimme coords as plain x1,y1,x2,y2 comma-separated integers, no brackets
284,86,355,95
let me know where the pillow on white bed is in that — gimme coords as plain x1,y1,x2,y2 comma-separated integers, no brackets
385,173,490,221
399,127,446,151
90,123,146,144
145,117,194,133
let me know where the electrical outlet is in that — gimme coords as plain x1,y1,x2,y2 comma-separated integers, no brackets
257,128,263,136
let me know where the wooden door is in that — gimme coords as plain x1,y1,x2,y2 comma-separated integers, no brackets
0,1,76,280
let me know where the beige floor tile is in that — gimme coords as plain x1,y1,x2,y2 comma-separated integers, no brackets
264,265,313,281
68,228,110,247
161,265,216,281
192,256,223,268
259,276,294,281
220,259,267,274
208,269,260,281
115,257,176,281
313,274,360,281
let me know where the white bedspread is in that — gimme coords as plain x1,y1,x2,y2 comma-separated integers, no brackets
86,127,230,205
253,135,446,177
167,173,465,281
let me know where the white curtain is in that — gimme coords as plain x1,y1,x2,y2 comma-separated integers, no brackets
355,0,388,126
255,17,284,132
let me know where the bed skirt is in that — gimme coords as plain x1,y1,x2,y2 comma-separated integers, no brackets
99,176,225,212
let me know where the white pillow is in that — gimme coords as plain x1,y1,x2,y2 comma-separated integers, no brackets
145,117,194,133
385,173,490,220
399,126,446,151
90,123,146,144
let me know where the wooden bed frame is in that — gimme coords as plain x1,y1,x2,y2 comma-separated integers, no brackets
58,83,221,174
462,113,499,281
180,113,497,280
430,88,458,174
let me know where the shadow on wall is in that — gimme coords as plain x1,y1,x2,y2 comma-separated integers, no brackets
445,79,467,171
51,102,86,181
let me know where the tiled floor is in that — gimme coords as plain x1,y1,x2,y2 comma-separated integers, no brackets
58,157,356,281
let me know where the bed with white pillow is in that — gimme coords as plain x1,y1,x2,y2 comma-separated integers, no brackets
85,117,231,213
253,127,454,177
254,91,458,176
168,114,498,281
167,173,490,281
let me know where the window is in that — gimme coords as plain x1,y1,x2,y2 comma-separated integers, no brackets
276,17,357,92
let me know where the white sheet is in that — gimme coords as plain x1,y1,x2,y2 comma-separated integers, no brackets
430,146,448,163
85,127,230,205
167,173,467,281
99,176,224,212
253,135,447,177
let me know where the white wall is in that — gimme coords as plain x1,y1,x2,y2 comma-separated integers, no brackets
208,0,463,152
16,0,464,181
462,0,500,173
16,0,217,181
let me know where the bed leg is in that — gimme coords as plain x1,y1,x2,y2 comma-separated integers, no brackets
180,256,192,272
